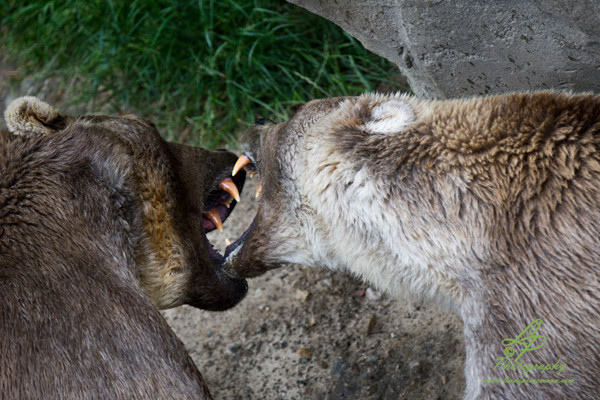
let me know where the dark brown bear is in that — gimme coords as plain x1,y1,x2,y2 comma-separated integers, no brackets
1,97,247,399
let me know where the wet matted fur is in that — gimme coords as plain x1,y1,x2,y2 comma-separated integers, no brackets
226,91,600,399
1,97,248,399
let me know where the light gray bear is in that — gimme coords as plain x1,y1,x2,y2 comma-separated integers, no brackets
225,91,600,399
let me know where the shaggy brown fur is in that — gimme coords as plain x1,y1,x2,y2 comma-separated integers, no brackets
1,97,248,399
226,91,600,399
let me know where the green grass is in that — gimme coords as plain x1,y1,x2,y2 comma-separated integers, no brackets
1,0,408,147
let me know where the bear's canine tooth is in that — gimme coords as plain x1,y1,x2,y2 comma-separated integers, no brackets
219,178,240,202
255,183,263,198
232,155,250,176
203,209,223,232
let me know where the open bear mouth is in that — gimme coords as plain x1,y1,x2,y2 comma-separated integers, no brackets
202,157,259,264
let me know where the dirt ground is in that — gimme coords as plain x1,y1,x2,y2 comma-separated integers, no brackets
1,72,466,400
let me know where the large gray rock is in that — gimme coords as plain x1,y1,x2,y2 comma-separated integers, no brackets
288,0,600,99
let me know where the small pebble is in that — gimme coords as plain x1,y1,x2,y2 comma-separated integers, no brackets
226,342,242,356
295,289,310,302
366,314,377,336
298,347,312,358
409,360,421,371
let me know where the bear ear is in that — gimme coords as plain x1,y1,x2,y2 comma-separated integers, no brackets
364,99,415,134
4,96,66,136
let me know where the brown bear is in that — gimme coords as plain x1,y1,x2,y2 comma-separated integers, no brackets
224,91,600,399
0,97,248,399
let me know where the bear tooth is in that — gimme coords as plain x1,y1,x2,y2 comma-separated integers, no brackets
221,196,234,208
255,183,263,198
203,209,223,232
232,155,250,176
219,178,240,202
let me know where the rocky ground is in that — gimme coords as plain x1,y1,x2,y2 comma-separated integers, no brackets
1,70,466,400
